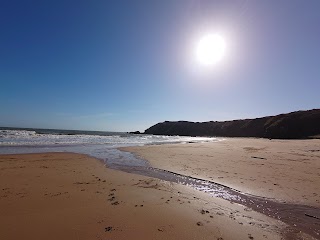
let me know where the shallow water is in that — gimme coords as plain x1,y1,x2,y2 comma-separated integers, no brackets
107,159,320,239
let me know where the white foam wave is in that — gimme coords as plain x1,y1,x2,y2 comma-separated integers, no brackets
0,129,217,147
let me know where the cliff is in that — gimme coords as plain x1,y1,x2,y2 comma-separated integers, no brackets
144,109,320,139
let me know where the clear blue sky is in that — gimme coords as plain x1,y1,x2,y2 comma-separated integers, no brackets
1,0,319,132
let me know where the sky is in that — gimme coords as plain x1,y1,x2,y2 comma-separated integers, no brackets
1,0,319,132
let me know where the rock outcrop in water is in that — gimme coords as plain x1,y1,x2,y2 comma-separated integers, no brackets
129,131,141,134
144,109,320,139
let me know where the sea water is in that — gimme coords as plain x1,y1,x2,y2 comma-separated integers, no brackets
0,127,218,166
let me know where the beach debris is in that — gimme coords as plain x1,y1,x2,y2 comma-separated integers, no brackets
248,233,254,239
196,221,203,226
305,213,320,220
111,188,116,191
158,228,164,232
111,201,119,205
105,226,113,232
251,156,266,160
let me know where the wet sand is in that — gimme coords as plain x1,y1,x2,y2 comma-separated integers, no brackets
0,152,303,240
123,138,320,207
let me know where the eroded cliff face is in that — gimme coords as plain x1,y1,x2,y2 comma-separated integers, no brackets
144,109,320,139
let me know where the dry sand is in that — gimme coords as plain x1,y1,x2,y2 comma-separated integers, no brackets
0,151,305,240
123,138,320,208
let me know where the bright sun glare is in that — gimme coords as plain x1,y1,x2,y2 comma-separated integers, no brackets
196,34,226,66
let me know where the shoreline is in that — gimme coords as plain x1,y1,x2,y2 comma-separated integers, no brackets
0,152,302,240
122,138,320,207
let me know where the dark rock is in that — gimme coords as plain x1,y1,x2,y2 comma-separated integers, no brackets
129,131,141,134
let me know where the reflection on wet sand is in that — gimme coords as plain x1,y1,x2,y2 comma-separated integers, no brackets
109,163,320,239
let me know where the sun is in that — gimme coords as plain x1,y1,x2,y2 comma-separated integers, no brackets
196,34,226,65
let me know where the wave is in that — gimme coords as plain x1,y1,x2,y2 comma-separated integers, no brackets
0,129,218,147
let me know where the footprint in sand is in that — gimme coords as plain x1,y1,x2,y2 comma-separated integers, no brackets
105,226,113,232
200,209,210,214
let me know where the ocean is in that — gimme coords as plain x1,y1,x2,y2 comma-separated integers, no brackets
0,127,219,167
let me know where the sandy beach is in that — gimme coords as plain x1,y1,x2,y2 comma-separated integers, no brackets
0,150,307,240
2,0,319,238
123,138,320,208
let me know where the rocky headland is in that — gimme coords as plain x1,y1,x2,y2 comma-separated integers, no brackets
144,109,320,139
